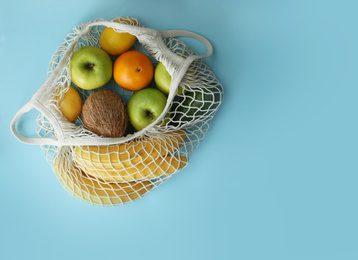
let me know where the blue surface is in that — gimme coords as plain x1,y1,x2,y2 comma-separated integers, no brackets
1,0,358,259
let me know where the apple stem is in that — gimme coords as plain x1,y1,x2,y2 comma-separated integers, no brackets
146,110,154,120
87,63,95,70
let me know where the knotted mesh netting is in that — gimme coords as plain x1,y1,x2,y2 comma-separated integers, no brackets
18,16,223,206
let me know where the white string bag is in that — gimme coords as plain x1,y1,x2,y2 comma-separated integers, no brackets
10,17,224,206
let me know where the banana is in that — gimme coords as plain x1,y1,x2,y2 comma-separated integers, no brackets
76,155,188,182
73,130,188,182
54,154,152,206
74,130,187,166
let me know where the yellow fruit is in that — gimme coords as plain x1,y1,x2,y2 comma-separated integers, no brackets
73,131,188,182
100,18,137,56
77,154,188,182
56,85,82,122
54,154,152,206
74,130,186,167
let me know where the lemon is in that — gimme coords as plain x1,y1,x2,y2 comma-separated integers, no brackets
100,18,137,56
56,85,82,122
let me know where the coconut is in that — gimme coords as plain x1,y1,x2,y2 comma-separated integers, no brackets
82,89,128,138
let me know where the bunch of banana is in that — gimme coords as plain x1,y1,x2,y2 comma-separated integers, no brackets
73,130,189,182
54,152,152,206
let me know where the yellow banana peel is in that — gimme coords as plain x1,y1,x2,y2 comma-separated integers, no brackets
76,155,188,182
74,130,187,165
73,130,188,182
54,155,152,206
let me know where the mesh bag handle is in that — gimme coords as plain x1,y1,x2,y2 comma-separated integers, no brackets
10,19,216,146
160,30,213,59
10,100,60,145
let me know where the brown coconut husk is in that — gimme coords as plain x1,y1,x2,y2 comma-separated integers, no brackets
82,89,128,138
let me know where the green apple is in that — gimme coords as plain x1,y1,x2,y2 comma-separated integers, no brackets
154,62,197,95
70,46,112,90
127,88,167,131
154,62,172,95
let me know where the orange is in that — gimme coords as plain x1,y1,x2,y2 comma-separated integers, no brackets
113,50,154,91
99,18,137,56
56,85,82,122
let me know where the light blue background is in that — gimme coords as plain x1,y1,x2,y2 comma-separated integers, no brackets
1,0,358,259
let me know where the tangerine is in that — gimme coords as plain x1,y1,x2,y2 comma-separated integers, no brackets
100,18,137,56
113,50,154,91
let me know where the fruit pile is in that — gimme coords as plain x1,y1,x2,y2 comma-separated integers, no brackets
63,39,171,135
50,17,222,206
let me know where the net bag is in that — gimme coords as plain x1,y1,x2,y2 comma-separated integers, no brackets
10,17,224,206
